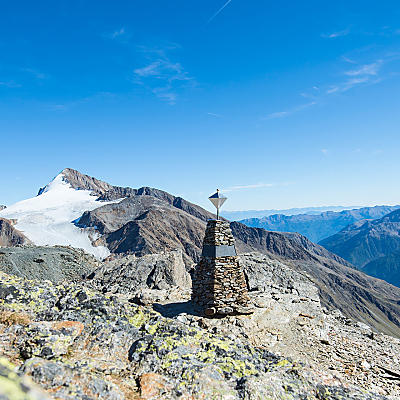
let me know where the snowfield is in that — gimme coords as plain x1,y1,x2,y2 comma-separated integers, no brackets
0,173,123,259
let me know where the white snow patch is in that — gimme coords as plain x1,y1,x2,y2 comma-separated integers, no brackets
0,173,123,259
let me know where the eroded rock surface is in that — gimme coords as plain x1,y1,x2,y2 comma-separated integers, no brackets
0,246,99,282
0,269,389,400
0,217,30,247
86,249,191,295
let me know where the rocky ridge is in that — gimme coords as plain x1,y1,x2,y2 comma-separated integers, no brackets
0,264,395,400
0,218,30,247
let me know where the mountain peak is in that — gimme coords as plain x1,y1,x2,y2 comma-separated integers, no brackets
38,168,114,197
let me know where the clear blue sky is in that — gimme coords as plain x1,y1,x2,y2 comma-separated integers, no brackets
1,0,400,212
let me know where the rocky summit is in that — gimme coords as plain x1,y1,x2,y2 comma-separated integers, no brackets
1,259,399,400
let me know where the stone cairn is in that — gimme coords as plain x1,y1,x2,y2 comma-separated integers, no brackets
192,220,253,316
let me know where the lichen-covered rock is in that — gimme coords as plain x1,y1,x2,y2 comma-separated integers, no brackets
0,357,51,400
0,270,388,399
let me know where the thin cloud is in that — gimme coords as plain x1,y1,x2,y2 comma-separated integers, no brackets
344,61,382,76
265,111,289,119
207,112,222,118
21,68,47,80
324,60,385,94
342,56,357,64
133,45,194,104
321,28,350,39
111,27,125,39
103,27,130,42
222,183,276,192
48,92,116,111
207,0,233,24
0,80,21,88
264,102,316,120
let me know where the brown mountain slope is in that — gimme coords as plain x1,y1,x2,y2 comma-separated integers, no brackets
0,218,30,247
320,209,400,287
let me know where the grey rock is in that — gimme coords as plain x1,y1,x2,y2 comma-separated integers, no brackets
86,249,191,295
0,268,389,400
0,246,99,283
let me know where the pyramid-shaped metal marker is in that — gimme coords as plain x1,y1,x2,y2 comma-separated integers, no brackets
209,189,227,220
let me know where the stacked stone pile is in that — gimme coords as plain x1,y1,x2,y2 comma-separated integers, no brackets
192,220,253,316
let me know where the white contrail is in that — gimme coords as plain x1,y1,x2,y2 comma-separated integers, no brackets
207,0,233,24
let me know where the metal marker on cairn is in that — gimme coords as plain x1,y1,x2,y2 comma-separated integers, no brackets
208,189,227,220
191,189,254,316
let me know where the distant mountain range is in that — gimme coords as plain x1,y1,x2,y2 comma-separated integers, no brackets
239,205,400,243
320,209,400,288
221,206,361,221
1,168,400,336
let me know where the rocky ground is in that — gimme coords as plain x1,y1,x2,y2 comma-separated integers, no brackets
0,267,391,400
0,245,100,282
0,249,399,399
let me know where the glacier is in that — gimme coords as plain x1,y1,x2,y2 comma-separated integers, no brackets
0,172,123,259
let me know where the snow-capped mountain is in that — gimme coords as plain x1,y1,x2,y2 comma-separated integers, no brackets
0,171,122,258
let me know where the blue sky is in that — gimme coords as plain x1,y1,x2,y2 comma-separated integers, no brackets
1,0,400,212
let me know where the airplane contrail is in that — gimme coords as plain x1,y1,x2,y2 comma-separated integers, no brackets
207,0,233,24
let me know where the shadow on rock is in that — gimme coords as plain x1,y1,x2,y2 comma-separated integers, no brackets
153,301,201,318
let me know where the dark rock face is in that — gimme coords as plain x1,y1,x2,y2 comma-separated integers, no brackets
320,209,400,287
240,205,400,242
0,246,99,282
0,218,30,247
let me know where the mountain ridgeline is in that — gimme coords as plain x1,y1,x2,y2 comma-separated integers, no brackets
47,168,400,337
321,208,400,288
239,205,400,243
